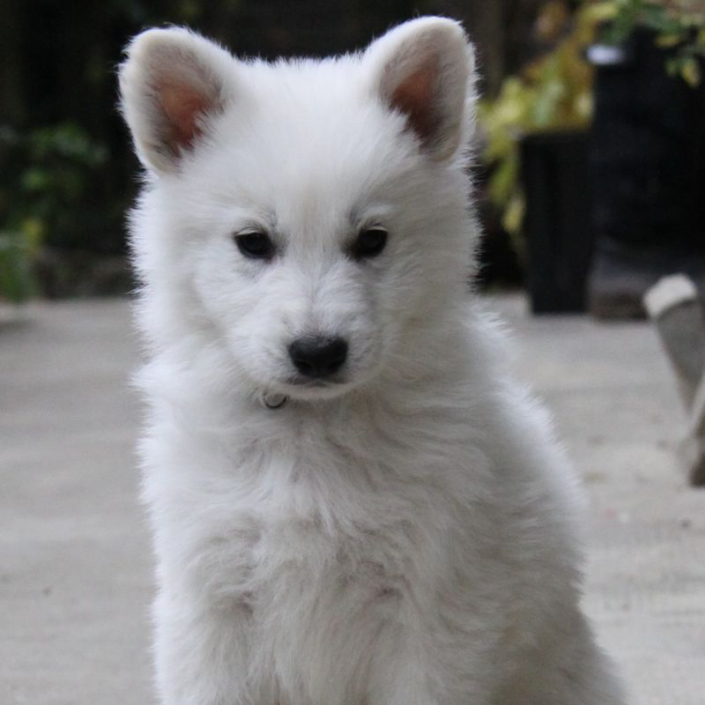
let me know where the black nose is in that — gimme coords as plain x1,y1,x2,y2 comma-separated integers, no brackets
288,336,348,379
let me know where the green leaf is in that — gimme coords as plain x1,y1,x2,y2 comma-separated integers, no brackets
21,168,52,191
0,232,35,303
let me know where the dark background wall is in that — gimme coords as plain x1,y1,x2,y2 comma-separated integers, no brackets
0,0,542,272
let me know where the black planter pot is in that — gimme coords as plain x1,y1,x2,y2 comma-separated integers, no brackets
521,131,593,314
587,28,705,318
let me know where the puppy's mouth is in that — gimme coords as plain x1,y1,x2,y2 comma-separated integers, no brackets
290,375,351,394
287,374,346,388
265,374,355,402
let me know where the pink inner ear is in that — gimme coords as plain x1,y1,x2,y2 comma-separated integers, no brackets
159,81,212,153
390,62,438,144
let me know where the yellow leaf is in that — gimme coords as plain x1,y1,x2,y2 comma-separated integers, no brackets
581,1,619,24
656,34,683,48
489,152,520,208
21,217,44,252
502,193,526,236
577,91,594,120
681,58,701,87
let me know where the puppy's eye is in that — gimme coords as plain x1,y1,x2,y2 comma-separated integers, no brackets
234,231,275,261
352,228,388,260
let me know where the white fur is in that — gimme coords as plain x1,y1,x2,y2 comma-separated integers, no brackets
119,18,626,705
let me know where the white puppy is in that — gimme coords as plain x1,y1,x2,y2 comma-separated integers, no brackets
120,17,625,705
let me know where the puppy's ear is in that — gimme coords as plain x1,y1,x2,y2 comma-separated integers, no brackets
119,28,236,174
365,17,475,161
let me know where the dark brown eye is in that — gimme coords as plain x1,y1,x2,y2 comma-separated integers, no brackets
352,228,388,260
234,231,275,260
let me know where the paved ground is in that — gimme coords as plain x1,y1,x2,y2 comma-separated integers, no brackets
1,295,704,705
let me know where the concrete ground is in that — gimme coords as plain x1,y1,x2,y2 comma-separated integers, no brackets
1,295,703,705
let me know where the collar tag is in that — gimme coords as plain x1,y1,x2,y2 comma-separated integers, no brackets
262,392,288,410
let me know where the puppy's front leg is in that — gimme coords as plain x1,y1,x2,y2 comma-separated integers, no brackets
153,590,252,705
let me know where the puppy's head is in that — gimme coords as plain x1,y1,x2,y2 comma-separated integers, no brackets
120,18,477,401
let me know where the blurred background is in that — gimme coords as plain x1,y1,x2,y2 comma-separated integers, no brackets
2,2,705,704
1,0,704,315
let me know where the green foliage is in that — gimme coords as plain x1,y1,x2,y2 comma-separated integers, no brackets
0,230,39,304
15,123,108,238
479,0,705,239
599,0,705,86
479,3,606,236
0,0,255,302
0,123,107,302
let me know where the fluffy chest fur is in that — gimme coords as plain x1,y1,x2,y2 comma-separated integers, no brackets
142,353,527,704
146,357,499,597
